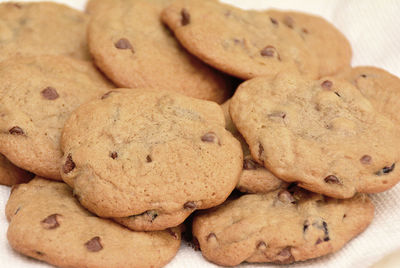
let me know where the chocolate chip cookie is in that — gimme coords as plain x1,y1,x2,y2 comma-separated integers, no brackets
230,73,400,198
0,2,90,61
0,154,33,186
60,89,242,231
6,178,181,268
193,185,374,266
267,10,352,77
221,100,283,194
0,56,113,180
87,0,231,103
338,66,400,123
161,0,319,80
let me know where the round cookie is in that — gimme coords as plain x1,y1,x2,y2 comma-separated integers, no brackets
0,56,113,180
87,0,231,103
0,2,90,61
337,66,400,123
6,178,181,268
60,89,243,231
193,185,374,266
161,0,319,80
221,100,283,194
266,10,352,77
0,154,33,186
230,72,400,199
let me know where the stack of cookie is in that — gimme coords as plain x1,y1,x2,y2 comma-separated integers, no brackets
0,0,399,267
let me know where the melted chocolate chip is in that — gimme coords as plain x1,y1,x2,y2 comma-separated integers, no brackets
375,163,396,176
324,175,340,184
257,241,267,250
9,126,24,135
260,45,277,57
41,87,59,100
321,80,333,89
243,159,260,170
283,16,294,28
361,74,367,78
184,201,196,210
41,214,61,229
181,8,191,26
360,155,372,165
85,236,103,252
201,132,218,143
303,220,310,232
277,247,295,264
206,233,216,241
63,154,75,174
146,155,152,163
114,38,134,52
110,151,118,159
334,92,341,97
270,17,278,25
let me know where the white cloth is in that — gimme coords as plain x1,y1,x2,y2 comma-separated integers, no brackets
0,0,400,267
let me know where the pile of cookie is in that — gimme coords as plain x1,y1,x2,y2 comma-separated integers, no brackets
0,0,398,267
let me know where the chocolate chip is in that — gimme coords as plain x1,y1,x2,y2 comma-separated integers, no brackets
146,155,152,163
184,201,196,210
258,143,264,161
257,241,267,250
115,38,134,52
110,151,118,159
361,74,367,78
41,87,59,100
243,159,260,170
324,236,330,241
303,220,310,232
35,251,44,256
9,126,24,135
324,175,340,184
375,163,396,175
268,111,286,119
146,210,158,222
167,229,178,240
270,17,278,25
321,80,333,89
181,8,191,26
260,45,277,57
206,233,216,241
201,132,218,143
14,207,20,215
283,16,294,28
315,238,322,245
277,247,295,264
360,155,372,164
85,236,103,252
41,214,61,229
101,91,115,100
322,221,329,238
63,154,75,174
334,92,341,97
278,190,295,203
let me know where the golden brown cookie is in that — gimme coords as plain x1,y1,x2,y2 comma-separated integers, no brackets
0,2,90,61
230,72,400,198
0,56,113,180
6,178,181,268
193,185,374,266
221,100,283,193
61,89,242,231
87,0,231,103
161,0,319,80
0,154,33,186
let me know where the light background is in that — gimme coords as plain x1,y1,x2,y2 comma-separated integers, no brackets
0,0,400,267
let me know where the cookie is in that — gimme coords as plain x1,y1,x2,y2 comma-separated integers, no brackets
230,72,400,198
6,178,181,268
0,154,33,186
0,2,90,61
60,89,242,231
337,66,400,123
0,56,113,180
87,0,231,104
192,185,374,266
161,0,319,80
266,10,352,77
221,100,283,194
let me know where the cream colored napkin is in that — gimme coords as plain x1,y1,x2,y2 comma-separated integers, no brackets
1,0,400,267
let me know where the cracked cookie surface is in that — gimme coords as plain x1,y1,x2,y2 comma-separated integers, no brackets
0,2,90,61
6,178,181,268
230,72,400,198
161,0,319,80
87,0,231,103
0,56,113,180
192,185,374,266
61,89,242,230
